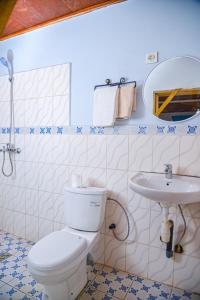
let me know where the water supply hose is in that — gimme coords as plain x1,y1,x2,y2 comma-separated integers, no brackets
107,197,130,242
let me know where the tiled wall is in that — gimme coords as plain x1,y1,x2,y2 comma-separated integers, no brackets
0,66,200,293
0,63,70,239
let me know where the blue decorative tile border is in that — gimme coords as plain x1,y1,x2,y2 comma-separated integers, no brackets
0,124,199,136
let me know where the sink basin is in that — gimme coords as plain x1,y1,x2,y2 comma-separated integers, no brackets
129,172,200,206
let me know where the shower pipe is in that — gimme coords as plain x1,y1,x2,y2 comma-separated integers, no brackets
0,51,20,177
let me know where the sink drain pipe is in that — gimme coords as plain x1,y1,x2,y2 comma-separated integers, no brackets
160,206,174,258
160,205,186,258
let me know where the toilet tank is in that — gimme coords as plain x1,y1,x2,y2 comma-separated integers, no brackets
64,186,107,232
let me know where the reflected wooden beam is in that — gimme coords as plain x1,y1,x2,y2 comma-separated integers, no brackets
0,0,17,37
0,0,125,41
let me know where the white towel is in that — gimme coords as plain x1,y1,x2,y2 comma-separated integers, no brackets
93,85,119,127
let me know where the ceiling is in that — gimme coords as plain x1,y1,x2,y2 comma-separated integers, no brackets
0,0,124,41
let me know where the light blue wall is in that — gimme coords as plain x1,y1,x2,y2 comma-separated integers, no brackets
1,0,200,125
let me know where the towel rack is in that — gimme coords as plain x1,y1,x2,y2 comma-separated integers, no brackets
94,77,136,89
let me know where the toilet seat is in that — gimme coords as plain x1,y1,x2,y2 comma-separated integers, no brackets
27,231,87,272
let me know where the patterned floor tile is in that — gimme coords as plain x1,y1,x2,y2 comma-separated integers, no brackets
0,280,6,287
78,286,119,300
89,268,133,299
0,231,200,300
0,255,27,284
170,288,200,300
0,232,33,258
0,283,33,299
125,277,172,300
10,274,43,299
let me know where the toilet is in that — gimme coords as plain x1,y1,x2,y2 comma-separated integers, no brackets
27,186,107,300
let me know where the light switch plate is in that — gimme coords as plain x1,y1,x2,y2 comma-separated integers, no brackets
146,52,158,64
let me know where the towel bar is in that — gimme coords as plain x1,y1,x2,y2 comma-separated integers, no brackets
94,77,136,89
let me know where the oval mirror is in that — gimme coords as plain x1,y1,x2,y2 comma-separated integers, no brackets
143,57,200,122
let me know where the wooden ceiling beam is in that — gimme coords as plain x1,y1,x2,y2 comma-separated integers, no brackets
0,0,125,41
0,0,17,37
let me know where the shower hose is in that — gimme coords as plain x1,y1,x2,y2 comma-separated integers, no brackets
2,77,15,177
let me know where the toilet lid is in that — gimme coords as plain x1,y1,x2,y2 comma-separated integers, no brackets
28,231,87,271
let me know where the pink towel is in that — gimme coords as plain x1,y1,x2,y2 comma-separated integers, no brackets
117,83,136,119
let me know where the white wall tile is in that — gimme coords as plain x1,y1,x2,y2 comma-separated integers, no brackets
129,135,153,172
175,216,200,258
38,191,54,221
25,189,39,216
36,135,54,163
37,97,53,126
6,160,25,188
54,193,65,224
25,215,39,242
104,235,126,270
0,101,10,126
180,203,200,219
152,135,180,173
53,95,70,126
87,135,106,168
0,183,3,208
53,222,65,231
38,218,54,239
14,101,25,127
128,206,150,244
24,135,39,162
0,77,10,101
53,164,69,194
53,64,70,95
12,187,26,213
24,162,38,190
68,135,87,166
37,66,54,98
13,72,32,100
85,167,106,188
174,254,200,293
3,185,14,210
24,99,39,127
52,135,70,165
148,246,174,285
13,212,26,239
179,136,200,176
38,163,55,192
126,242,149,277
90,233,105,265
1,209,13,234
107,135,128,170
106,169,128,205
21,69,40,99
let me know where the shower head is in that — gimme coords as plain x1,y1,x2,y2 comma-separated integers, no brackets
0,56,13,81
0,57,9,67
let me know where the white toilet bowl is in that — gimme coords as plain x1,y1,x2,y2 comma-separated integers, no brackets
27,227,99,300
27,186,107,300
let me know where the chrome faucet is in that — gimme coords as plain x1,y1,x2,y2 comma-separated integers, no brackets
164,164,173,179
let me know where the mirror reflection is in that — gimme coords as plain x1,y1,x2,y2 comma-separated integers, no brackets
144,57,200,122
153,88,200,121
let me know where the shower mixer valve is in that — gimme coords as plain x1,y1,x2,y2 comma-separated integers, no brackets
0,143,21,154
